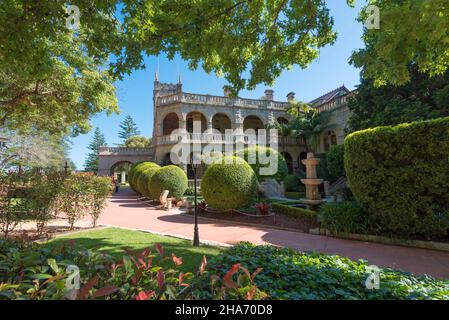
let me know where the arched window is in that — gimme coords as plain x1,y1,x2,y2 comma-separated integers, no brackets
243,115,264,133
162,113,179,135
212,113,232,134
186,111,207,133
277,117,289,125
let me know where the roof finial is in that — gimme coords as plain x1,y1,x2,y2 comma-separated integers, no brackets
154,71,159,82
178,73,182,84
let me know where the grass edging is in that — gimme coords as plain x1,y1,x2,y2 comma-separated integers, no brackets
310,228,449,252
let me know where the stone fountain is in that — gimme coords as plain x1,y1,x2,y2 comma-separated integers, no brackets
300,152,325,207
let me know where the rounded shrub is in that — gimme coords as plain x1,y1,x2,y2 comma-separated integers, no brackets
201,156,258,211
345,117,449,238
283,174,302,192
128,161,146,191
234,146,288,182
130,162,159,194
136,164,161,197
148,165,188,199
326,144,345,180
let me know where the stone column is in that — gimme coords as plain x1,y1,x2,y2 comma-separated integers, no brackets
121,171,126,184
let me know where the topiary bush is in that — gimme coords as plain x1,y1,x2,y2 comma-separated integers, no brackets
345,117,449,239
326,144,345,181
283,174,303,192
201,156,258,211
234,146,288,182
148,165,188,199
130,162,158,194
136,164,161,198
128,162,150,192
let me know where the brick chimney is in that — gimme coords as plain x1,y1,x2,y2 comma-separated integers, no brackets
264,89,274,101
287,92,296,102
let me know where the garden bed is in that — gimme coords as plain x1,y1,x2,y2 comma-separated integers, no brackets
184,201,318,232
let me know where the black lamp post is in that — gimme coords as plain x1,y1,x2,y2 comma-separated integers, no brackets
191,153,200,247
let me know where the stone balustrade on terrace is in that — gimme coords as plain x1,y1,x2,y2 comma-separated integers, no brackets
99,146,154,156
156,92,290,110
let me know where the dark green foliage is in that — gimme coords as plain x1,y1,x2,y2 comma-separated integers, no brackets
201,156,258,211
199,242,449,300
347,66,449,133
326,144,345,180
345,117,449,238
118,115,140,142
84,128,107,173
283,174,303,192
149,165,188,199
136,165,161,198
284,192,306,200
235,146,288,182
319,202,372,235
128,162,157,193
271,202,318,229
315,153,331,181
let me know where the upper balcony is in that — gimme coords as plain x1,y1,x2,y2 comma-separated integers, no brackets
156,92,290,110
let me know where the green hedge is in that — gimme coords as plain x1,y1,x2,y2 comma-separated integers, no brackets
319,202,371,235
148,165,188,199
129,162,154,192
201,156,258,210
284,192,306,200
235,146,288,182
345,117,449,238
283,174,304,192
271,202,318,229
326,144,345,180
136,164,161,198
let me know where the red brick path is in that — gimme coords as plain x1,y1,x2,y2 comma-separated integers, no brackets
89,188,449,279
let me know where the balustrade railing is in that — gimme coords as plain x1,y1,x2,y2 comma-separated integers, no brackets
157,92,290,110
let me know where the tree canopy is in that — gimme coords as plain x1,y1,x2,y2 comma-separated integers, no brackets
1,0,342,136
346,65,449,133
119,116,141,142
123,136,152,148
351,0,449,87
84,128,107,173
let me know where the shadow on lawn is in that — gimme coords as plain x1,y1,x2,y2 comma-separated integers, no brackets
45,236,223,272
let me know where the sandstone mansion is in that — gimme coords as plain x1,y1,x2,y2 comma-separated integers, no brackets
98,74,353,179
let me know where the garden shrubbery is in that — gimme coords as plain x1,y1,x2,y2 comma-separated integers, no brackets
235,146,288,182
319,202,373,235
201,156,258,210
196,242,449,300
0,171,113,236
128,162,154,193
271,202,318,230
326,144,345,180
345,117,449,239
136,163,161,197
148,165,188,199
283,174,304,192
2,239,448,300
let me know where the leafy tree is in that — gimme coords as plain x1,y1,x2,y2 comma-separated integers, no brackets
347,66,449,132
1,0,345,136
123,136,152,148
119,116,140,142
0,130,72,171
84,128,107,173
351,0,449,87
287,103,331,153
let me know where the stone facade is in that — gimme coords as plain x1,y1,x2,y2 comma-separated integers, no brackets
98,74,353,178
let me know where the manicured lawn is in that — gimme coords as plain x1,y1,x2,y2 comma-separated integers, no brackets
45,227,223,272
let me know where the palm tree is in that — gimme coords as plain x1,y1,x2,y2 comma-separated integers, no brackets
287,101,332,153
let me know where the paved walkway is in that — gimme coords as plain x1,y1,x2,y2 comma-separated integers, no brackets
83,189,449,279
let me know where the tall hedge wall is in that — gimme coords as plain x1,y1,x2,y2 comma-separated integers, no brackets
345,117,449,238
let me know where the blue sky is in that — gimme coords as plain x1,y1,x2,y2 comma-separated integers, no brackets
70,0,366,169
